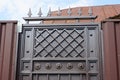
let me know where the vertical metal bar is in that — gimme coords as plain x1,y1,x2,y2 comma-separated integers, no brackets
101,25,104,80
69,74,71,80
19,29,25,80
85,27,89,80
97,25,101,80
58,74,60,80
32,27,35,58
30,27,35,80
13,23,18,80
80,74,82,80
47,74,49,80
36,74,38,80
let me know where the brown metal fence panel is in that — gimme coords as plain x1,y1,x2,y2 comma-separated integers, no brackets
115,21,120,80
102,19,120,80
0,21,17,80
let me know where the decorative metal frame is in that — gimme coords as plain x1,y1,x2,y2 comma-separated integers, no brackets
17,7,103,80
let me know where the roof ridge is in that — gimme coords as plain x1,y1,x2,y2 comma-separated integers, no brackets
59,4,120,10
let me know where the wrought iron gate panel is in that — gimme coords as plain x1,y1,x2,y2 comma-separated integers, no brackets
19,25,101,80
34,28,85,58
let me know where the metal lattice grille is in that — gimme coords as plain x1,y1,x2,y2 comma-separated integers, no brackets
34,28,85,58
19,24,102,80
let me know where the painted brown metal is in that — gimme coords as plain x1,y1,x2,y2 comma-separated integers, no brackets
0,21,17,80
115,21,120,80
102,19,120,80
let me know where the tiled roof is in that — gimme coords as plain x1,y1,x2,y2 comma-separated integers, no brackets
44,4,120,23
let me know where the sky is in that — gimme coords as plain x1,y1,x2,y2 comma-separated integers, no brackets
0,0,120,23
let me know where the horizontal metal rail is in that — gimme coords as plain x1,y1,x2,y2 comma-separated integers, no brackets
21,71,99,74
23,23,99,27
23,16,97,21
21,57,98,61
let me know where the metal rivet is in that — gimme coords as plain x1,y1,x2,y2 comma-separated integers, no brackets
56,63,62,69
45,63,51,70
78,63,84,70
35,63,41,70
67,63,73,69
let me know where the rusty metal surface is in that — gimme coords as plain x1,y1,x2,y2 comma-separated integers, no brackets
102,19,120,80
0,21,17,80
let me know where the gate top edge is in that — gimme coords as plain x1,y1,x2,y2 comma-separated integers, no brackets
23,16,97,21
23,7,98,24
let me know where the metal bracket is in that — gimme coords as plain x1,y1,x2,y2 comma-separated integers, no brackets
17,21,22,33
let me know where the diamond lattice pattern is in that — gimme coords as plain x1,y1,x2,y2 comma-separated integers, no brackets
34,28,85,58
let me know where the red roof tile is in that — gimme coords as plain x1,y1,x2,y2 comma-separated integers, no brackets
44,4,120,23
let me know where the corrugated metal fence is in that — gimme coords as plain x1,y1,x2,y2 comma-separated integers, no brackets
0,21,17,80
0,19,120,80
102,19,120,80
